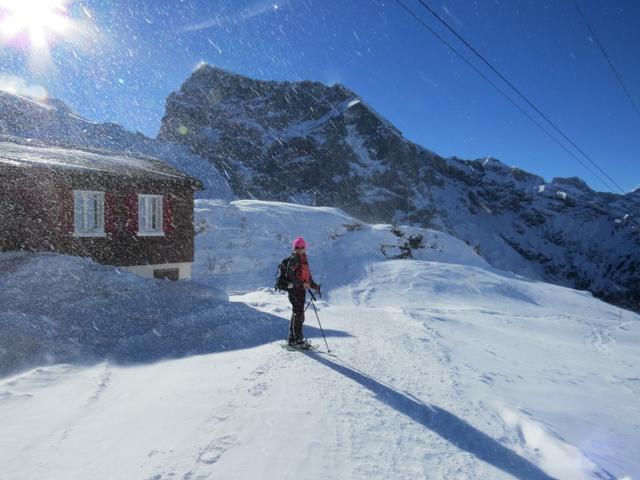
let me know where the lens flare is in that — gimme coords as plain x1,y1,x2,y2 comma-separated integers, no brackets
0,0,70,51
0,0,97,71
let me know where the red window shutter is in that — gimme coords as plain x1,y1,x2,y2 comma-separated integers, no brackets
59,189,74,234
163,194,175,234
105,192,117,234
124,193,138,234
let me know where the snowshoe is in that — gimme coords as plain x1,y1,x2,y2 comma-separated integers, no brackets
281,340,318,351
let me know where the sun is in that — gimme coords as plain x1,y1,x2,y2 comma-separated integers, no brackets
0,0,70,51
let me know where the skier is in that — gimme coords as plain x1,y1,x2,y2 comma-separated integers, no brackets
286,236,320,347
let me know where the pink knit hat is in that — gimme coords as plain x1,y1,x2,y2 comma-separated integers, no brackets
292,236,306,249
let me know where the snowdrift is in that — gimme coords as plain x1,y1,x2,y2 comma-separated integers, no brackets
0,252,280,377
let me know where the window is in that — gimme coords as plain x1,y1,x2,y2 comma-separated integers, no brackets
73,190,105,237
154,268,179,281
138,194,164,236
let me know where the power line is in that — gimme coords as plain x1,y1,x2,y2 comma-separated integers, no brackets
393,0,618,192
573,0,640,119
407,0,627,194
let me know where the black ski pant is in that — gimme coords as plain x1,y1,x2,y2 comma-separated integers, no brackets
288,287,306,342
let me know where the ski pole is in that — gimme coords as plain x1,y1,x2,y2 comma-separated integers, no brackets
308,290,331,353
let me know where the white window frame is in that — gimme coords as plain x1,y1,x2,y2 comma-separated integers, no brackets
73,190,106,237
138,194,164,236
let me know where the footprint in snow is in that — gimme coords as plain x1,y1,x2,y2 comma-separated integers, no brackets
197,434,237,465
585,322,612,354
248,382,268,397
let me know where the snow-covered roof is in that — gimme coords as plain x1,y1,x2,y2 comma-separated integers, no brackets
0,137,202,187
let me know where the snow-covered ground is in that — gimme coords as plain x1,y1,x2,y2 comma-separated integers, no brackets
1,200,638,479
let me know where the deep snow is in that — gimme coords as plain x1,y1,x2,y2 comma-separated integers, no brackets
1,200,638,479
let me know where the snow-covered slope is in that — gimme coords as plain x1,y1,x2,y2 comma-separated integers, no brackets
158,65,640,313
1,200,638,479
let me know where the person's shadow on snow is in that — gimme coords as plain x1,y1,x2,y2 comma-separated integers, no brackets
304,353,613,480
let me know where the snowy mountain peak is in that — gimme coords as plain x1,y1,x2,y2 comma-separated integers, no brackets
550,176,593,194
481,156,506,168
0,91,89,124
175,63,356,111
0,89,54,111
158,67,640,313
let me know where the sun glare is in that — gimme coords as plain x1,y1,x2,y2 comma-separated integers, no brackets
0,0,70,51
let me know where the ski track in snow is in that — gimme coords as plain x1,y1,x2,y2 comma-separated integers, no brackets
87,364,112,403
225,294,521,478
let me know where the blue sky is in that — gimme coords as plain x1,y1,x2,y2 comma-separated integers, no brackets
0,0,638,192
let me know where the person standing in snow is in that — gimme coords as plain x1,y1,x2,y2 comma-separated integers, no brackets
286,236,320,347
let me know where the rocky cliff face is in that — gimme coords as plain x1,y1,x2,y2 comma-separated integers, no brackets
158,65,640,312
